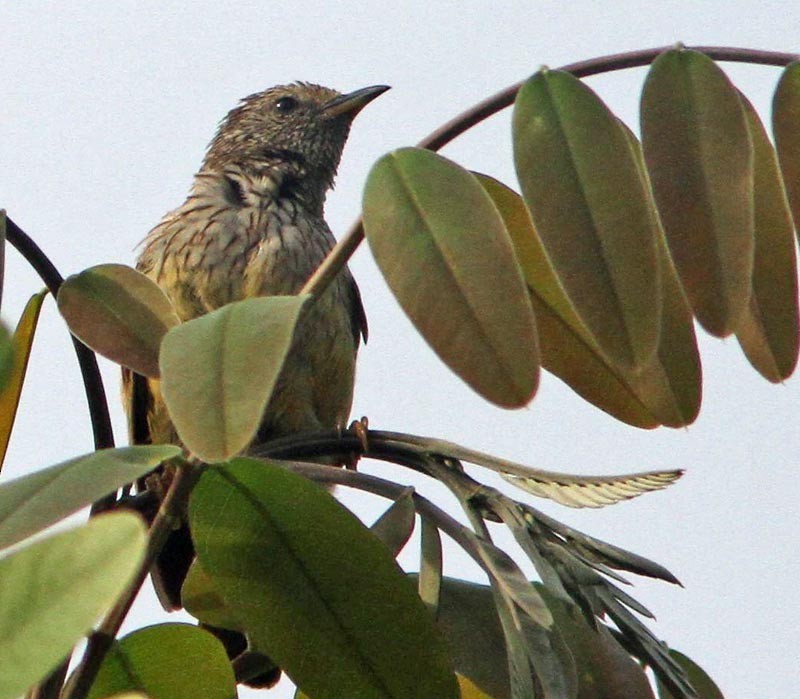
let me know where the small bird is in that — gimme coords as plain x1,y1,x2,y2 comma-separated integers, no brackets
123,83,389,614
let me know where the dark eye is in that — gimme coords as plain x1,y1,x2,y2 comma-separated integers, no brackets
274,96,298,114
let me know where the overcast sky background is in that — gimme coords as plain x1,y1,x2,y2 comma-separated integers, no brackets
2,3,798,697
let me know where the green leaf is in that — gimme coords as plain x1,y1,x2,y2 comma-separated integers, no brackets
418,517,443,615
641,48,754,337
57,263,180,377
363,147,539,408
370,486,415,556
736,92,800,381
190,458,459,699
513,69,661,372
656,649,723,699
0,323,12,396
0,291,47,469
159,296,307,462
536,584,655,699
0,445,180,550
181,559,242,632
0,511,147,699
86,623,236,699
773,61,800,241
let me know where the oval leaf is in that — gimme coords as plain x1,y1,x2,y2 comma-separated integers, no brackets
86,623,236,699
363,147,539,408
0,291,47,469
58,263,180,377
159,295,308,462
0,445,180,550
513,69,661,372
0,512,146,699
641,48,754,337
190,458,459,699
736,92,800,381
772,61,800,239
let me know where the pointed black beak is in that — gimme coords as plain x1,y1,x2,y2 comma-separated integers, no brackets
322,85,390,119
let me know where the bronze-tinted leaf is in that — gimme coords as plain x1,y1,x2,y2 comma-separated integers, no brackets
641,48,754,337
363,147,539,408
0,324,12,397
0,291,46,469
476,173,699,428
513,69,661,372
159,295,307,462
772,62,800,239
736,93,799,381
190,458,459,699
57,263,180,377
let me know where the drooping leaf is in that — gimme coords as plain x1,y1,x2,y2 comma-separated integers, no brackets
513,69,661,372
772,61,800,239
363,147,539,408
656,649,723,699
0,323,12,395
536,584,656,699
641,48,754,336
736,92,799,381
57,263,180,377
160,296,307,462
0,512,147,699
86,623,236,699
418,516,443,615
0,290,47,469
190,458,459,699
476,173,700,428
0,445,179,550
370,486,416,557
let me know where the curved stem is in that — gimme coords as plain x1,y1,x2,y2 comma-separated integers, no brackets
301,44,800,298
5,217,115,456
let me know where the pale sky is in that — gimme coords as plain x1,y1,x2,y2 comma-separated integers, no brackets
2,3,798,698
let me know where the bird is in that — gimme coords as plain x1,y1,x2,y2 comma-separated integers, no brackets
122,82,388,629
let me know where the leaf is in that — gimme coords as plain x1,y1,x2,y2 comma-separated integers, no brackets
160,296,307,462
475,173,700,428
0,291,47,469
57,263,180,377
370,486,416,556
512,69,661,372
656,649,723,699
641,48,754,336
457,674,494,699
190,458,459,699
0,210,5,311
736,92,799,381
0,445,180,550
86,623,236,699
536,584,656,699
181,559,243,632
0,512,147,699
773,61,800,240
418,516,443,614
363,147,539,408
0,323,12,396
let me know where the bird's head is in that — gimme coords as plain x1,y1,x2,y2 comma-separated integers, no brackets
203,82,389,207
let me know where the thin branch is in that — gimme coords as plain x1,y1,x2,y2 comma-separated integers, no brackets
62,463,200,699
4,217,114,456
301,45,800,298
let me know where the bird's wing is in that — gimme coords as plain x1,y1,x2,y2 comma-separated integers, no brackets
349,277,369,344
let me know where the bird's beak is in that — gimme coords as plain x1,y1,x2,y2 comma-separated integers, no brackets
322,85,390,119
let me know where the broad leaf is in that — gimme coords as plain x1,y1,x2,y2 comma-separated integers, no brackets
641,48,754,336
86,623,236,699
190,458,459,699
0,445,179,549
181,559,242,632
0,291,47,469
363,147,539,408
656,649,723,699
736,93,799,381
160,296,307,462
0,512,146,699
513,69,661,372
57,263,180,377
773,61,800,239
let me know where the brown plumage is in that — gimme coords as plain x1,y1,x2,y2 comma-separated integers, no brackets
123,83,388,620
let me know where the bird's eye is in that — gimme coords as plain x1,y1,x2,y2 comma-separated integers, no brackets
274,96,298,114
